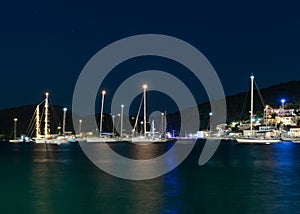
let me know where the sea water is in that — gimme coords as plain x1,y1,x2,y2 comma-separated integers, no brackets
0,141,299,213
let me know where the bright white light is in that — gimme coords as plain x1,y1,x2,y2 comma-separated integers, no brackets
102,90,106,95
142,84,148,90
63,108,67,112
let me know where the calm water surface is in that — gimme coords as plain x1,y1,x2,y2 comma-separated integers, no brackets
0,141,300,213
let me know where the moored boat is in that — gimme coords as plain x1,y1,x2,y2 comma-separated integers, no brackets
235,75,281,144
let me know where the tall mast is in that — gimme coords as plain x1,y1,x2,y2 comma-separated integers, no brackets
121,104,124,138
161,112,164,137
143,84,147,137
44,92,49,138
36,105,40,139
99,90,106,136
250,75,254,133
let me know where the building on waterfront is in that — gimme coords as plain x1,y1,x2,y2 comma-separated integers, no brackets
264,105,298,126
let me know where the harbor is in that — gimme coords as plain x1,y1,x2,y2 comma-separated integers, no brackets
2,78,300,145
1,1,300,213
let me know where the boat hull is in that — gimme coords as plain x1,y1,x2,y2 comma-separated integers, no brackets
236,138,282,144
282,137,300,143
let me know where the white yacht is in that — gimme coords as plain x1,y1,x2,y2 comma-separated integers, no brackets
235,75,281,144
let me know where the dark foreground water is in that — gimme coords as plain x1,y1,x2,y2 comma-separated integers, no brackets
0,140,300,213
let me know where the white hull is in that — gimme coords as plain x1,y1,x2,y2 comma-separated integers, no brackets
86,137,118,143
9,139,21,143
201,136,234,141
35,138,68,145
35,135,82,145
130,137,169,144
282,137,300,143
236,138,281,144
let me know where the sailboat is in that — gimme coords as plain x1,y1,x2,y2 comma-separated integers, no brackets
130,84,170,144
35,92,60,144
34,93,82,145
86,90,117,143
235,75,282,144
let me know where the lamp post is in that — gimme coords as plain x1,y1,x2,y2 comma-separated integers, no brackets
281,99,286,109
62,107,67,135
112,115,115,136
120,104,124,138
99,90,106,136
78,119,82,135
13,118,18,140
140,121,144,134
161,112,164,137
209,112,213,136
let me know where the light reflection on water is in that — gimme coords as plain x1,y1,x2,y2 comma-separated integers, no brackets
0,141,300,213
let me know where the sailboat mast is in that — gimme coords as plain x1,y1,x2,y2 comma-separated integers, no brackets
99,90,106,136
250,75,254,132
36,105,40,139
44,92,49,138
143,84,147,137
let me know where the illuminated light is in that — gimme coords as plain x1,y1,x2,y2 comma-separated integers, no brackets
102,90,106,95
281,99,286,104
63,108,67,112
142,84,148,90
121,104,124,108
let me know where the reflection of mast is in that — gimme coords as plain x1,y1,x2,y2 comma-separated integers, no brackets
36,105,40,139
44,92,49,138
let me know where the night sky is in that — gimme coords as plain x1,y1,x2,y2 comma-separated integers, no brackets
1,1,299,113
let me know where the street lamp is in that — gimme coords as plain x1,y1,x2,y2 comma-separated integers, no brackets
281,99,286,109
140,121,144,134
63,107,67,135
112,115,115,136
209,112,213,134
161,112,164,137
13,118,18,140
78,119,82,135
99,90,106,136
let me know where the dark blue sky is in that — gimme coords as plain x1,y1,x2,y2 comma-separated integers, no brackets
0,1,299,111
